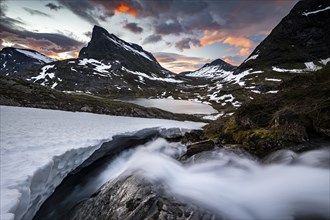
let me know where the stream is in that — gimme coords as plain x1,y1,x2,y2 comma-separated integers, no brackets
34,136,330,220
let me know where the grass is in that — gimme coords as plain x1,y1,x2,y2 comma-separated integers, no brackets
0,76,205,122
203,66,330,156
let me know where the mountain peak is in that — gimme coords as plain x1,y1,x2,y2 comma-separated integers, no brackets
78,25,165,74
80,26,156,61
202,58,235,70
182,58,235,78
0,47,55,75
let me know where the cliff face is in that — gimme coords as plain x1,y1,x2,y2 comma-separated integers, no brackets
79,25,165,75
239,0,330,71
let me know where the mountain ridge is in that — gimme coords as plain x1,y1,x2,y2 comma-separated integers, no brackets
0,47,56,75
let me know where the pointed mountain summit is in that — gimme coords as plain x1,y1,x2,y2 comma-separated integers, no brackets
0,47,56,75
202,59,235,71
18,26,184,97
184,58,236,79
239,0,330,72
79,25,165,74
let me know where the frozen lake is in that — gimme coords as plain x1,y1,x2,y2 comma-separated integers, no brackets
118,98,218,115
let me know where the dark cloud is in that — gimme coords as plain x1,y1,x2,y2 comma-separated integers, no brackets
0,16,83,55
89,0,296,38
23,7,51,17
123,22,143,34
0,1,7,17
57,0,103,25
175,38,201,51
45,3,63,11
84,31,92,38
154,21,183,35
143,35,162,44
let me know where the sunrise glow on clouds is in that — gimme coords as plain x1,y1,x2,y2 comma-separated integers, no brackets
0,0,298,73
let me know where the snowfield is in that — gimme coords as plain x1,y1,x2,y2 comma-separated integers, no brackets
0,106,205,220
15,49,56,63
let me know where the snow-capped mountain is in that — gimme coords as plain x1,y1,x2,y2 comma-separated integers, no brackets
79,26,165,75
183,59,236,79
0,47,56,75
21,26,186,97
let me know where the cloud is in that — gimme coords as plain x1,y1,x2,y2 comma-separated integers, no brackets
89,0,141,17
224,58,234,65
239,48,251,56
154,21,183,35
222,55,246,66
84,31,92,38
114,2,138,16
123,22,143,34
23,7,51,17
143,35,162,44
57,0,103,25
200,31,226,46
45,3,63,11
175,38,201,51
223,37,254,48
0,15,83,55
154,52,211,73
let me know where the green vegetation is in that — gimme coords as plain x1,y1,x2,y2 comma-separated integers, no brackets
203,67,330,157
0,76,204,122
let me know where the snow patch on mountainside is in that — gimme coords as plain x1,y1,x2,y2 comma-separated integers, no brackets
15,49,55,63
265,78,282,82
122,67,184,83
78,58,112,74
244,54,259,63
29,65,55,85
105,34,154,61
320,57,330,65
185,65,233,79
272,61,324,73
302,6,330,16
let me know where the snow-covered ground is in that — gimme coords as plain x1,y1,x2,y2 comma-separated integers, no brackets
0,106,205,220
15,49,56,63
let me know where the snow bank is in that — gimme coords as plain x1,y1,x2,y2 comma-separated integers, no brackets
0,106,204,220
244,54,259,63
185,65,233,79
122,67,184,83
15,49,56,63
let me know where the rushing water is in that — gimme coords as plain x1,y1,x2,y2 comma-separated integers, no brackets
118,98,218,115
35,138,330,220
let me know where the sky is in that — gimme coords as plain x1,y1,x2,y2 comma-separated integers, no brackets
0,0,298,73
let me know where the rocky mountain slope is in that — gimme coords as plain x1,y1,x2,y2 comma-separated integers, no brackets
190,0,330,114
0,47,55,75
239,0,330,72
200,0,330,157
13,26,188,98
0,76,203,122
182,59,236,79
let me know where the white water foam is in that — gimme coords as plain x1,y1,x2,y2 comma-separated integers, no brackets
101,138,330,220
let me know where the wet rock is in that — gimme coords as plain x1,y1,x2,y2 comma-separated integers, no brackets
65,175,222,220
273,108,308,142
185,140,217,158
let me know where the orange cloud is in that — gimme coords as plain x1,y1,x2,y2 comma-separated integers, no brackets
200,31,225,46
223,37,254,48
224,58,234,65
239,48,251,56
47,51,79,60
114,2,137,16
